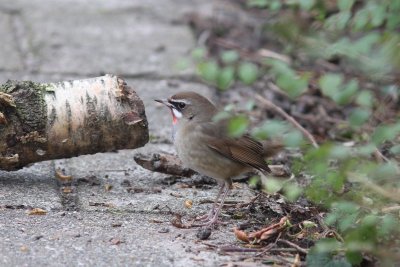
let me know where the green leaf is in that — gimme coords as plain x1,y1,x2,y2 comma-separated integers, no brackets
372,124,400,144
247,0,268,8
345,251,363,265
356,143,377,156
248,175,260,187
353,33,380,54
238,62,259,85
221,50,239,64
212,111,231,122
329,145,351,159
252,120,289,139
334,79,359,105
175,58,190,70
355,90,373,107
325,11,351,31
352,8,369,31
349,108,370,126
378,214,398,237
339,212,358,232
228,115,249,137
269,0,282,11
338,0,354,11
191,47,207,60
370,4,386,27
307,241,351,267
283,182,302,201
217,67,234,90
262,177,283,194
319,73,343,98
197,60,219,82
283,130,304,147
390,144,400,154
298,0,315,11
276,73,308,98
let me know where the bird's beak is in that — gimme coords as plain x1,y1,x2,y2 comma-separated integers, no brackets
154,99,173,108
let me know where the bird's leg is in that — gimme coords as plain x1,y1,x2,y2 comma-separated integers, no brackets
196,183,225,221
205,183,230,226
193,182,230,227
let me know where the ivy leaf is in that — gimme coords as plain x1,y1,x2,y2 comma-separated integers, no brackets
298,0,315,11
238,62,259,85
197,60,219,82
319,73,343,98
221,50,239,64
191,47,207,60
355,90,373,107
228,115,249,137
338,0,354,11
217,67,234,90
349,108,370,126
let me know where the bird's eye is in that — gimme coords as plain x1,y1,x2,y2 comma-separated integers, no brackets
178,102,186,109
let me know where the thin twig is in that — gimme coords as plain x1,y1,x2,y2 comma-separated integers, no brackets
267,82,290,97
277,239,308,254
255,94,319,148
219,246,260,253
255,243,276,257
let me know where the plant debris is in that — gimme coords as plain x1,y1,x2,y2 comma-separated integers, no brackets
134,152,196,177
27,208,47,215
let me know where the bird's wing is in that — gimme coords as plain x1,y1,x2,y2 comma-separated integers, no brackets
200,122,271,173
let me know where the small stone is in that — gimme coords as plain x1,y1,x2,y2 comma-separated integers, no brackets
158,227,170,233
33,235,43,241
112,222,122,228
196,227,212,240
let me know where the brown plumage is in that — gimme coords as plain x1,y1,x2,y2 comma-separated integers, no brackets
155,91,279,227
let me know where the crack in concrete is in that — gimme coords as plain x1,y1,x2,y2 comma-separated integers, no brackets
8,10,37,72
52,160,80,211
0,68,203,84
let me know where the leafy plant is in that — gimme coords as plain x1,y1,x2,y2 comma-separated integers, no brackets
189,0,400,264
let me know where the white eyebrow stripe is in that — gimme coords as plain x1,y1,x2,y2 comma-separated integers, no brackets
169,99,191,105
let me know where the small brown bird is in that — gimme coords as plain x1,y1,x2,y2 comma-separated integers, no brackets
155,92,275,226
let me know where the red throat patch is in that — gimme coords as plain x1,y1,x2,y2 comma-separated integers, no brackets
170,110,178,125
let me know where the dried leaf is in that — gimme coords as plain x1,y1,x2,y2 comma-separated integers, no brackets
292,254,301,267
105,184,113,191
110,238,124,245
260,228,278,241
27,208,47,215
247,216,290,241
234,228,249,243
171,214,191,229
0,112,7,125
62,186,73,194
184,199,193,209
0,92,16,107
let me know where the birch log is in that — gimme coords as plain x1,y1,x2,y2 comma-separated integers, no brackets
0,74,148,171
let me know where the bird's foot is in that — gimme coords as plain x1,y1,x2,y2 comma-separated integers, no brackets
195,208,217,222
191,213,227,228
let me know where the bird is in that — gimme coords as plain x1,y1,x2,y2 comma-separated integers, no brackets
155,91,278,227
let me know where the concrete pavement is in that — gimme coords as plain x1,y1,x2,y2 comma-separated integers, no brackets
0,1,257,266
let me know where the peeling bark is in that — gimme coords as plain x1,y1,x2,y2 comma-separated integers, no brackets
0,74,148,171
